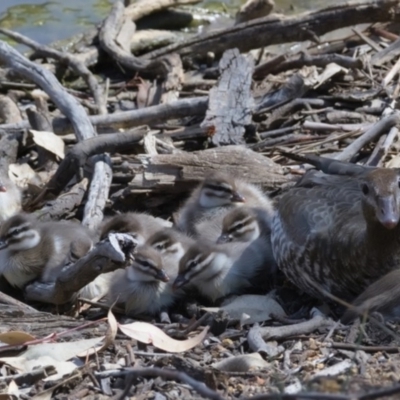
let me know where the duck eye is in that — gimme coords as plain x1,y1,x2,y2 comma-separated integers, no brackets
398,179,400,189
362,183,369,196
155,243,164,250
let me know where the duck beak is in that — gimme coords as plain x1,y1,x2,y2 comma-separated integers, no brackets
172,274,188,290
155,269,170,283
377,196,400,229
216,234,230,244
231,191,245,203
0,184,6,192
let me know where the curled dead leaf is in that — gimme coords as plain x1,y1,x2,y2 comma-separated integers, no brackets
30,129,65,159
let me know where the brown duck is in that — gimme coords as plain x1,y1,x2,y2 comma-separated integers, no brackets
271,167,400,303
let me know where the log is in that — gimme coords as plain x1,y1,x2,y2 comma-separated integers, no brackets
144,0,400,60
127,145,290,195
201,49,254,146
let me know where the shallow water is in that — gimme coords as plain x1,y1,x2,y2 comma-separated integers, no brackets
0,0,334,47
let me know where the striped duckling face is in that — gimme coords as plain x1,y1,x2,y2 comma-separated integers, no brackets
217,207,260,244
198,173,246,208
100,214,145,244
173,242,225,290
0,214,40,251
146,229,186,261
126,245,169,283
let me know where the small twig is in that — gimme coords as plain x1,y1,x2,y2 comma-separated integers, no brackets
330,342,400,354
78,297,125,314
183,312,212,335
94,367,225,400
358,383,400,400
0,290,40,314
250,310,333,342
336,114,400,162
241,392,350,400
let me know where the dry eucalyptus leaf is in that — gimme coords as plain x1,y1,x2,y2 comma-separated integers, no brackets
312,359,354,379
202,293,285,324
0,356,77,383
0,337,103,382
8,163,37,187
212,353,269,372
0,336,103,366
77,309,117,357
30,129,65,159
31,390,54,400
119,322,208,353
314,63,348,89
0,331,36,346
387,154,400,168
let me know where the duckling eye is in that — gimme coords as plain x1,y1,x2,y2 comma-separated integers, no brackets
398,178,400,189
140,260,151,268
361,183,369,196
188,260,198,269
235,223,244,230
155,243,165,250
13,228,21,235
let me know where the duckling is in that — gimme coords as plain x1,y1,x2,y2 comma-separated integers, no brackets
0,176,22,222
217,206,273,244
173,237,272,303
107,245,182,316
0,213,92,288
175,172,273,242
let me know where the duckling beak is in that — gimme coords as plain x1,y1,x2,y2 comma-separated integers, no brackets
0,240,8,250
216,234,230,244
377,196,400,229
231,191,245,203
172,274,188,290
0,184,6,192
155,269,170,283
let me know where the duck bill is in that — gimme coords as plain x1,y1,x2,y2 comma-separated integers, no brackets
172,275,188,291
155,269,170,283
216,234,230,244
231,191,245,203
0,184,6,192
377,196,400,229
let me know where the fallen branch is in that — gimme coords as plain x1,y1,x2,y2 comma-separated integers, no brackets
27,129,144,209
24,233,136,305
144,0,400,60
248,309,333,344
0,27,107,115
0,96,207,135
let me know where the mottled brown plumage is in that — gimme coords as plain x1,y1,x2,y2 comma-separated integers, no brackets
272,168,400,303
341,269,400,323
